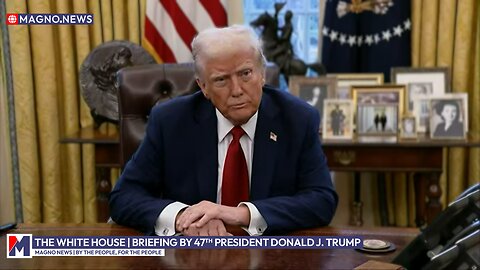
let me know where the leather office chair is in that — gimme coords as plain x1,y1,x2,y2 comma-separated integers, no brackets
117,62,280,167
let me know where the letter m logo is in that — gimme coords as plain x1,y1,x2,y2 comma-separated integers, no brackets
7,234,32,258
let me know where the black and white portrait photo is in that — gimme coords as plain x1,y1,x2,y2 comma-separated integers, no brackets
299,85,327,122
400,116,417,138
322,99,353,140
407,82,433,111
289,76,336,129
413,97,431,132
330,104,345,135
430,99,466,139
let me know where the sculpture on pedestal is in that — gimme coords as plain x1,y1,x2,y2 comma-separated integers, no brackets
250,3,325,81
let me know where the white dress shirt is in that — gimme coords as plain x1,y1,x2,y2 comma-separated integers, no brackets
155,109,268,236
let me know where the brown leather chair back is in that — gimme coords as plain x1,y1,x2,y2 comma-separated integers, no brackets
117,62,279,167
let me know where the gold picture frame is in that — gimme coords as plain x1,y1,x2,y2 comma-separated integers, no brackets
289,76,336,128
327,73,384,99
322,99,354,140
351,85,406,136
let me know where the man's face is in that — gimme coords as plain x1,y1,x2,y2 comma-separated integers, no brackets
441,104,457,123
196,48,264,126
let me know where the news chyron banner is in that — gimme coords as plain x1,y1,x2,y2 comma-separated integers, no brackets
7,234,363,258
6,13,93,25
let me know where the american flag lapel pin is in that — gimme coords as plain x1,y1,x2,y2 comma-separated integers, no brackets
270,132,277,142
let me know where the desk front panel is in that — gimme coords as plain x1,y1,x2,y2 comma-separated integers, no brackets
323,146,443,171
0,224,417,270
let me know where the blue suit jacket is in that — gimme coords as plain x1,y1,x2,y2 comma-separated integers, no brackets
109,86,338,235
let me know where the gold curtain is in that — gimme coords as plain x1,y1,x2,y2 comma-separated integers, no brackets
411,0,479,206
0,17,16,223
379,1,479,227
5,0,146,223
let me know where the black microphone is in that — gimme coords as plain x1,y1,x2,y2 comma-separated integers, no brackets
392,189,480,268
422,229,480,270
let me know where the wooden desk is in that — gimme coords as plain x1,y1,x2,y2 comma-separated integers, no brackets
0,224,418,269
61,127,480,225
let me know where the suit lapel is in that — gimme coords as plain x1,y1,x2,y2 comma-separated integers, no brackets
194,98,218,202
250,92,281,200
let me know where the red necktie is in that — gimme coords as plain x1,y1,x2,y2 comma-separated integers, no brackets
222,126,249,206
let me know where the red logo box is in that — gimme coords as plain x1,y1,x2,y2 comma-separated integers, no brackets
6,13,19,25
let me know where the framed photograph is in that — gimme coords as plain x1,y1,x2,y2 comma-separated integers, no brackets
400,116,417,139
391,67,450,132
413,96,432,134
414,92,468,134
352,85,405,136
356,105,398,135
446,93,468,132
327,73,384,99
322,99,354,140
289,76,336,127
429,96,468,139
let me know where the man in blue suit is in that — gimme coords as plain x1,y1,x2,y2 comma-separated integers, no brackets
109,25,337,236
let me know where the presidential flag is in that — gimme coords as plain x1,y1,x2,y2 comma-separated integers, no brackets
321,0,411,80
144,0,228,63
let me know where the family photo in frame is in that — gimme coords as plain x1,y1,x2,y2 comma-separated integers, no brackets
407,82,433,111
400,116,417,139
322,99,354,140
289,76,336,128
429,97,467,139
288,69,468,141
352,85,405,136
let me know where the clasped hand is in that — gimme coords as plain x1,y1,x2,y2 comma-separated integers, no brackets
175,201,250,236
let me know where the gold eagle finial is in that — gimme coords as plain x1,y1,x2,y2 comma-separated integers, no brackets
337,0,394,18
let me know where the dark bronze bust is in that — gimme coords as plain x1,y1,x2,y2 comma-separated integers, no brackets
250,2,325,81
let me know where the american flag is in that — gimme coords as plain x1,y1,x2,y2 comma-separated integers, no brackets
144,0,228,63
